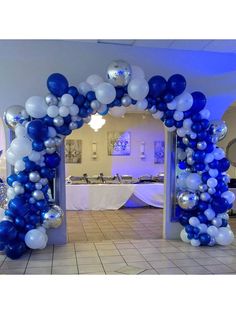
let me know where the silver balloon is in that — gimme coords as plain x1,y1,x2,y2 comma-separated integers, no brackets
32,190,44,200
69,122,78,130
90,100,101,110
53,116,64,127
106,60,132,87
121,95,132,107
3,105,29,129
42,204,64,229
187,156,195,165
177,191,199,210
29,197,36,204
208,187,216,195
54,136,63,146
149,105,157,114
200,192,211,202
210,120,228,141
198,184,208,192
1,216,13,223
83,116,91,123
14,185,24,195
46,147,57,154
45,93,58,106
44,138,56,148
40,178,48,186
35,183,43,190
182,136,189,146
197,141,207,150
29,171,41,183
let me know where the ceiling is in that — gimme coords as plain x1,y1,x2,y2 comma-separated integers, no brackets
94,40,236,54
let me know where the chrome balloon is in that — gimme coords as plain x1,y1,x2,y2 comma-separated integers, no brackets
3,105,29,129
121,95,132,107
44,138,56,148
29,171,41,183
32,190,44,200
53,116,64,127
106,60,132,87
46,147,57,154
45,93,58,106
42,204,64,229
177,191,199,210
69,122,78,130
54,136,63,146
182,136,189,146
210,120,228,141
149,105,157,114
197,141,207,150
198,184,208,193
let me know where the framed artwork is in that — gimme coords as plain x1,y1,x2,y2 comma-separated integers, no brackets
65,139,82,163
107,131,131,156
154,140,165,164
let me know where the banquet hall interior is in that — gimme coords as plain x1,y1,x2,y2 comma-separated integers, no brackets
2,39,236,275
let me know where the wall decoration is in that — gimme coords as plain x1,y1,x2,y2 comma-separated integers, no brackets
65,139,82,163
107,131,130,156
1,59,234,260
154,140,165,164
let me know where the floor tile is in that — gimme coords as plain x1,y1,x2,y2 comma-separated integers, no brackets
118,248,141,256
25,267,52,274
127,261,153,269
172,259,200,267
0,268,25,274
186,251,210,259
159,247,181,253
136,247,160,254
27,260,52,268
1,260,28,269
103,263,127,272
123,255,146,263
149,260,176,269
142,253,168,262
163,252,188,260
76,251,98,258
97,249,120,257
78,264,104,274
53,252,76,259
53,258,77,267
215,256,236,265
77,256,101,265
30,253,53,261
204,264,235,274
100,256,125,264
115,243,135,249
115,265,146,275
180,266,212,274
52,266,79,275
205,250,231,258
193,257,223,266
74,243,96,251
139,269,158,275
156,267,185,275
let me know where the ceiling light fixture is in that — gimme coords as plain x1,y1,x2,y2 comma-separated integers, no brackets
88,114,106,132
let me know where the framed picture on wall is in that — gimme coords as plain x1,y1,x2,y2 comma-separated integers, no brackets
65,139,82,163
154,140,165,164
107,131,131,156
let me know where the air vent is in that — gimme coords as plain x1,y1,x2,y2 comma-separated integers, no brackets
97,40,135,46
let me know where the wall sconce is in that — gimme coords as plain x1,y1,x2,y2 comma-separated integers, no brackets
92,142,97,159
140,142,145,159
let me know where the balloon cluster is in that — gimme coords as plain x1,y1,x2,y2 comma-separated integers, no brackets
0,59,234,259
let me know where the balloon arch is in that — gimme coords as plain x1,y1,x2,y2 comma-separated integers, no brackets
0,60,235,259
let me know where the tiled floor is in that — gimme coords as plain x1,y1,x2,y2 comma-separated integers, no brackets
2,238,236,275
67,207,163,242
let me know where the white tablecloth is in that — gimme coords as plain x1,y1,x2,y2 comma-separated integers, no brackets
66,183,164,210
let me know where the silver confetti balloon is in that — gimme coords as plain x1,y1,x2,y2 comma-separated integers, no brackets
53,116,64,127
3,105,29,129
45,93,58,106
42,204,64,229
46,147,57,154
29,171,41,183
121,95,132,107
106,60,132,87
32,190,45,200
177,191,199,210
210,120,228,141
44,138,56,148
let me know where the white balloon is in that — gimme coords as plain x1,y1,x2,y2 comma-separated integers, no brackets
198,223,208,234
191,239,201,247
189,217,200,227
60,94,74,107
97,104,108,114
95,82,116,104
152,111,164,120
209,169,219,178
200,109,210,119
215,227,234,246
207,177,218,188
109,107,126,118
6,148,18,165
78,81,92,96
136,99,148,111
15,124,27,137
207,226,219,237
183,118,193,130
69,104,79,116
14,159,25,172
48,126,57,138
204,208,215,220
10,137,32,157
212,217,222,228
7,187,16,200
25,229,47,250
175,92,193,111
221,191,235,204
47,105,59,118
213,147,225,160
173,110,184,121
176,127,187,137
166,126,176,132
29,151,41,162
204,153,214,164
37,226,47,234
86,74,104,88
185,173,202,191
131,65,145,79
25,96,48,118
127,78,149,101
180,229,191,243
167,99,177,110
59,106,70,117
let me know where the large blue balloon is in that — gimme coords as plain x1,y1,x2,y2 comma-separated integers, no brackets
68,86,79,98
44,152,61,169
5,241,27,259
40,167,56,179
27,120,48,141
148,76,167,98
191,91,207,114
17,171,28,184
167,74,186,96
211,197,229,213
0,221,18,244
199,233,211,246
7,174,17,187
47,73,69,97
218,158,230,172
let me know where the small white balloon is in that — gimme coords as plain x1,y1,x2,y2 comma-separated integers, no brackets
78,81,92,96
47,105,59,118
167,99,177,110
25,229,47,250
204,153,214,164
200,109,210,119
207,225,219,237
152,111,164,120
175,92,193,111
215,227,234,246
180,229,191,243
59,106,70,117
48,126,57,138
204,208,215,220
189,217,200,227
69,104,79,116
173,110,184,121
14,159,26,172
15,124,27,137
86,74,104,88
213,147,225,160
183,118,193,130
198,223,208,234
191,239,201,247
136,99,148,111
127,78,149,101
207,177,218,188
60,94,74,107
185,173,202,191
209,169,219,178
176,127,187,137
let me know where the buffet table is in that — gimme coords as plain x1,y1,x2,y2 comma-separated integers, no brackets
66,183,164,210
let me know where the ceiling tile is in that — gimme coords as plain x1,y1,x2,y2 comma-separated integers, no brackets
203,40,236,52
169,40,212,50
134,40,174,48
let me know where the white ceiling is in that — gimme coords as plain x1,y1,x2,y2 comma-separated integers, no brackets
95,40,236,54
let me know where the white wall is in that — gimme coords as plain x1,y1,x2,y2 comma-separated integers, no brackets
65,113,164,178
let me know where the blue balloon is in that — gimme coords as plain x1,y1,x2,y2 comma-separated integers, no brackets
56,125,72,136
164,119,175,128
167,74,186,96
205,143,214,153
162,92,175,103
221,219,228,227
201,119,210,130
191,113,202,122
43,115,54,126
218,158,230,172
17,171,28,184
192,151,206,162
32,140,45,152
0,221,18,244
165,110,175,119
188,139,197,149
179,212,192,226
157,102,168,111
76,119,84,129
14,217,26,229
148,76,167,97
208,160,219,169
5,241,27,260
211,197,229,213
40,167,56,179
25,181,35,192
185,225,194,234
63,115,72,124
198,213,208,224
68,86,79,98
115,87,125,99
191,122,202,133
191,91,207,114
198,201,209,212
110,98,121,107
44,152,61,169
47,73,69,97
75,94,86,107
193,162,205,172
28,214,40,225
79,107,89,118
197,130,208,141
25,224,36,232
199,233,211,246
86,91,96,102
175,120,183,128
7,174,17,187
27,119,48,141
